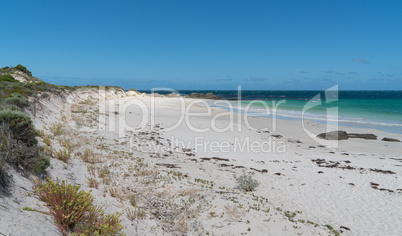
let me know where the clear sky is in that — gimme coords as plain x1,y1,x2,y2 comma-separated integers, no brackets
1,0,401,90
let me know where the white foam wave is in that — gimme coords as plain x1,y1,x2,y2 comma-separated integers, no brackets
213,102,402,128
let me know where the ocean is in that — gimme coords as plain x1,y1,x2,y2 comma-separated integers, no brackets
139,90,402,134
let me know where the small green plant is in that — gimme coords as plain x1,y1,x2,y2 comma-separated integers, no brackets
325,225,334,230
325,225,340,236
32,152,50,173
235,173,260,192
98,165,111,178
73,207,123,235
49,122,63,136
32,178,124,236
54,149,71,163
128,194,136,207
44,145,54,158
284,210,298,222
42,135,51,146
108,187,122,199
125,207,145,221
98,165,112,185
81,149,100,164
23,206,35,211
87,164,96,176
87,177,99,189
82,148,92,159
36,129,45,137
59,138,77,153
22,206,50,215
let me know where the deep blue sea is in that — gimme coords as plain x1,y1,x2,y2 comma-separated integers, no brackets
139,90,402,134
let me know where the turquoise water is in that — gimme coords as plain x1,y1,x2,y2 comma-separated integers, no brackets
236,98,402,133
139,90,402,134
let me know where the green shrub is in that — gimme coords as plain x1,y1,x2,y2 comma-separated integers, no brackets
33,178,94,235
0,66,11,74
1,83,36,94
0,123,46,174
0,74,19,83
0,164,7,188
22,83,35,90
33,178,124,236
32,152,50,173
14,64,32,76
235,173,260,192
0,104,20,111
4,82,35,96
0,109,37,145
4,96,29,108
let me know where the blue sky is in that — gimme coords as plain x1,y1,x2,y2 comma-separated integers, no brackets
1,0,401,90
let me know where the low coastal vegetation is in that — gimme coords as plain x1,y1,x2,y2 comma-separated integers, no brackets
0,108,50,188
0,65,57,190
32,178,124,236
235,172,260,192
0,74,19,83
0,65,70,101
0,64,33,76
0,64,128,188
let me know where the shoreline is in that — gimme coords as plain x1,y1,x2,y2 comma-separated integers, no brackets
208,99,402,135
141,90,402,134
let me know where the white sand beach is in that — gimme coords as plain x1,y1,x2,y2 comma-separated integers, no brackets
1,90,401,235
